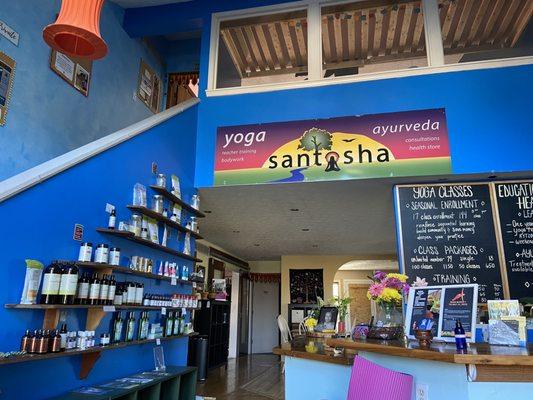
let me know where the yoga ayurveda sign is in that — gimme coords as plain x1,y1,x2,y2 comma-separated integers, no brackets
214,109,451,186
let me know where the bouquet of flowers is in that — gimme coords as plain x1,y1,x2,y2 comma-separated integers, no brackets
367,271,410,305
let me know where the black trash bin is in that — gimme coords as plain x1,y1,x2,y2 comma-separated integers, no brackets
188,335,208,381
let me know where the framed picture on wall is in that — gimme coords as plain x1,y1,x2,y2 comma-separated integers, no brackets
289,269,324,304
50,50,92,96
0,52,16,126
137,59,161,114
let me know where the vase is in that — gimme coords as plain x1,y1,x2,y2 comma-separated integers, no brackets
368,302,403,340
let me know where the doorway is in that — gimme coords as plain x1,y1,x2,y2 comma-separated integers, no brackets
165,72,198,109
251,280,280,354
239,275,252,354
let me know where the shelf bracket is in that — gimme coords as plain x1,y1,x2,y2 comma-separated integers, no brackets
43,309,60,330
86,308,107,331
79,351,101,379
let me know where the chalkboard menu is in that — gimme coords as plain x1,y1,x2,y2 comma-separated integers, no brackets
494,181,533,300
396,184,503,302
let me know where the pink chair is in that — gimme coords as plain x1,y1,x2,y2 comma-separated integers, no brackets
346,356,413,400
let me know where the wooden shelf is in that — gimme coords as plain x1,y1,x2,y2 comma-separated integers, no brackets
126,205,203,239
5,304,197,311
75,261,194,285
149,185,205,218
96,228,201,262
0,333,198,366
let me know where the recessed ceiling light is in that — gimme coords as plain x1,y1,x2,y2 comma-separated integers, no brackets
254,243,260,246
302,228,310,232
233,230,240,233
312,244,318,248
290,208,299,212
204,210,212,214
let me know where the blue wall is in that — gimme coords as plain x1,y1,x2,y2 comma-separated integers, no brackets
194,63,533,187
0,105,199,399
0,0,165,181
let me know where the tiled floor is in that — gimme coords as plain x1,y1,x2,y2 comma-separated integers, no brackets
196,354,283,400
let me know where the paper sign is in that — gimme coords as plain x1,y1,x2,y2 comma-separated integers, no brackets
54,52,75,81
171,278,177,286
182,308,186,315
103,306,116,312
151,162,158,174
73,224,84,241
156,338,161,346
105,203,115,213
161,307,166,315
0,20,19,46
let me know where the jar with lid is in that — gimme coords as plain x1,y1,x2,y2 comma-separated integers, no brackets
78,242,93,262
109,247,121,266
191,194,200,210
130,214,142,237
151,195,164,214
94,244,109,264
155,173,166,188
100,333,110,347
190,217,198,232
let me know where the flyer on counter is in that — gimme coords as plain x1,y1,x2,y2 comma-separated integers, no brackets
405,284,478,343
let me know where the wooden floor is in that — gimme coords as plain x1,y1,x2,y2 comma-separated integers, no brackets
196,354,284,400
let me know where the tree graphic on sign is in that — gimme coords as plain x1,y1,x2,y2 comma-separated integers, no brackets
298,127,333,153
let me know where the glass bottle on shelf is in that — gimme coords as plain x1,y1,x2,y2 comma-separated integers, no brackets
40,262,62,304
76,272,90,305
88,273,101,306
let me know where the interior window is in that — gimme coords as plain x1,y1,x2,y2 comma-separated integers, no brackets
438,0,533,64
216,9,308,88
333,282,340,298
321,0,428,78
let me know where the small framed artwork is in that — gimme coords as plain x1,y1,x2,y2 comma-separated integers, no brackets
0,52,16,126
137,59,161,113
315,307,338,332
50,50,92,96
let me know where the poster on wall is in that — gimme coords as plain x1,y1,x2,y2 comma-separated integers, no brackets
214,109,451,186
137,59,161,114
404,284,478,343
289,269,324,304
50,50,92,96
0,52,16,126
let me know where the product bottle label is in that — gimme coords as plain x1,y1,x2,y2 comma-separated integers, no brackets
135,288,143,304
77,282,89,299
127,323,134,340
89,284,100,299
42,273,61,295
99,284,109,300
127,289,136,304
59,274,79,295
107,286,116,301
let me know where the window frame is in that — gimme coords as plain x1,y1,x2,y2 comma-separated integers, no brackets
207,0,533,96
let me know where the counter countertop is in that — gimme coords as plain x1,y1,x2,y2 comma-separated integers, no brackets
273,336,356,365
327,338,533,366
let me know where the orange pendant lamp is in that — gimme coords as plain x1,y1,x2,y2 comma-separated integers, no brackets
43,0,108,60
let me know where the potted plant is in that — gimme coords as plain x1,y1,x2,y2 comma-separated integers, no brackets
366,271,410,340
330,296,352,334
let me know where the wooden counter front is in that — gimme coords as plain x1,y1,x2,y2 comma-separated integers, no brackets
273,336,355,366
326,338,533,366
327,338,533,382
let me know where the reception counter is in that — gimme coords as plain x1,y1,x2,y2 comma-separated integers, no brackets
275,336,533,400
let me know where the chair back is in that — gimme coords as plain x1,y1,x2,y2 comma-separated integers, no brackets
346,356,413,400
277,315,292,343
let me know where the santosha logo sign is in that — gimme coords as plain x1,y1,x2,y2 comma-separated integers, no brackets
214,109,451,186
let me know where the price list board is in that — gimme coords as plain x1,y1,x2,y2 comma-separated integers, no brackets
395,183,503,302
494,181,533,300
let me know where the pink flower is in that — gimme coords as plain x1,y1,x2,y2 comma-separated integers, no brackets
402,283,411,295
368,283,384,297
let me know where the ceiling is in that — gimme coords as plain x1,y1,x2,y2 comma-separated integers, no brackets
111,0,192,9
220,0,532,78
198,171,532,261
